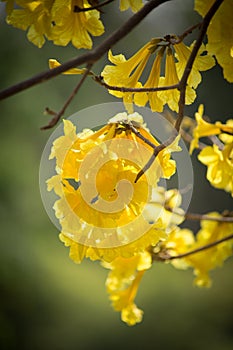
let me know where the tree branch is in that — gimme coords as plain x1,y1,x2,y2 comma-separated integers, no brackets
166,233,233,260
0,0,171,101
41,64,93,130
175,0,224,132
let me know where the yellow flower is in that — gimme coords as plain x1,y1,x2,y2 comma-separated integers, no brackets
190,105,233,154
158,47,196,112
103,251,152,325
101,40,161,111
49,59,86,74
186,213,233,287
198,143,233,196
161,227,195,269
7,0,54,48
101,41,199,113
143,187,185,234
47,112,180,263
162,213,233,286
174,41,215,89
119,0,143,12
50,0,104,49
195,0,233,82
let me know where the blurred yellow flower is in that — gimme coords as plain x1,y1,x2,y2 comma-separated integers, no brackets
103,251,152,325
198,143,233,196
47,112,180,263
120,0,143,12
7,0,54,48
174,41,215,89
49,59,86,74
162,213,233,286
51,0,104,49
190,105,233,154
195,0,233,82
6,0,104,48
187,213,233,287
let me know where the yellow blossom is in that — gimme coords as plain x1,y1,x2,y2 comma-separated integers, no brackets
7,0,54,48
47,112,180,263
103,251,152,325
195,0,233,82
101,40,161,111
198,143,233,196
174,41,215,89
186,213,233,287
162,214,233,286
119,0,143,12
6,0,104,48
190,105,233,154
50,0,104,49
158,47,196,112
49,58,87,74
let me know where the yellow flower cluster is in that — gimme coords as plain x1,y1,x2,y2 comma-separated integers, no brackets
4,0,143,48
163,213,233,287
47,111,184,325
101,38,215,113
190,105,233,196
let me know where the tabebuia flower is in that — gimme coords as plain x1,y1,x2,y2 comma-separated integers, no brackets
190,105,233,196
47,112,181,264
195,0,233,82
101,38,215,113
163,213,233,287
6,0,104,48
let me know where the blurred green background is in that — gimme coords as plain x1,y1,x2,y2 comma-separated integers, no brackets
0,1,232,349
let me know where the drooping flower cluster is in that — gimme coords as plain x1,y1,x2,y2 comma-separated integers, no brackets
162,212,233,287
47,111,185,324
3,0,143,48
190,105,233,196
101,38,215,113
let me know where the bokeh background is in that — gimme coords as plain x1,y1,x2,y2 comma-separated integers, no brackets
0,1,232,349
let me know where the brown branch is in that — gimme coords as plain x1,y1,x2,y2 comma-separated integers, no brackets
95,75,179,92
0,0,171,101
74,0,115,12
185,212,233,223
175,0,224,132
41,64,93,130
167,233,233,260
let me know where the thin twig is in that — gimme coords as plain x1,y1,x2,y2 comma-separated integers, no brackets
74,0,115,12
167,233,233,260
95,76,179,92
175,0,224,132
41,64,92,129
0,0,171,101
185,212,233,223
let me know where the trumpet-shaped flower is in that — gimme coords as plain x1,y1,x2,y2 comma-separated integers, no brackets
195,0,233,82
6,0,104,48
186,213,233,287
47,112,180,263
120,0,143,12
198,143,233,196
50,0,104,49
174,41,215,89
7,0,54,48
103,251,152,325
162,213,233,286
101,40,160,111
190,105,233,153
